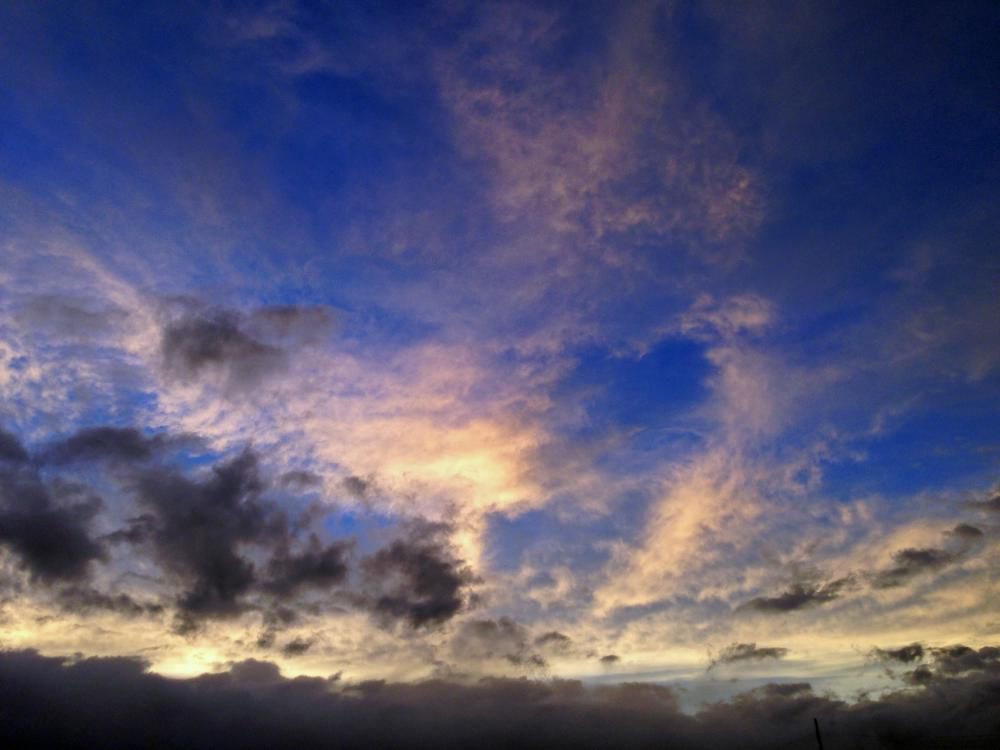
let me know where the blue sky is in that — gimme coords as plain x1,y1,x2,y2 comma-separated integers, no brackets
1,0,998,706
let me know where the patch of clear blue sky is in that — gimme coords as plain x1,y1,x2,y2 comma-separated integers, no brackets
559,339,710,428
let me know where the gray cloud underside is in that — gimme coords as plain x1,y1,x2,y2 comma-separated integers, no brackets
159,304,335,393
0,647,997,750
0,425,473,636
708,642,789,670
741,519,988,612
738,577,854,613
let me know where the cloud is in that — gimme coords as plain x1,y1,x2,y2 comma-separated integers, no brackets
16,294,126,340
534,631,572,653
0,464,106,582
341,475,372,500
437,2,763,256
246,305,336,346
42,426,175,464
0,423,492,645
872,547,957,589
947,523,983,541
0,429,29,464
127,451,282,629
738,578,854,614
1,649,999,750
872,643,925,664
263,535,351,599
929,645,1000,676
54,585,164,617
708,642,789,671
160,310,287,392
278,470,322,489
157,303,334,395
360,521,476,629
968,491,1000,513
679,294,776,341
281,637,313,657
450,617,545,668
891,642,1000,686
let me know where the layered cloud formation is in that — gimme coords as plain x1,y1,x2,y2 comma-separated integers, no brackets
1,0,999,743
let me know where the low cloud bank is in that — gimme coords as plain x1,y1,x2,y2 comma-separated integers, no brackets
0,647,997,750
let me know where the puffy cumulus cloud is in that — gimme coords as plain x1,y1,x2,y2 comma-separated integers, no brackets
126,451,288,629
359,520,477,630
0,423,482,653
1,648,1000,749
0,460,106,582
262,535,352,600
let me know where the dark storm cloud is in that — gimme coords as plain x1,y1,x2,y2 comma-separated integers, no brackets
872,547,956,589
738,577,853,613
360,521,476,629
1,648,999,750
263,535,351,598
43,426,174,464
127,451,284,628
708,643,789,671
600,654,620,664
451,617,545,668
0,465,105,582
0,429,29,464
1,423,478,633
119,446,356,632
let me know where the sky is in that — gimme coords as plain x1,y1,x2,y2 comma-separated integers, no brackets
1,1,999,746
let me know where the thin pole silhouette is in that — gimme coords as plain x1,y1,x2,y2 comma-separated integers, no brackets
813,717,825,750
